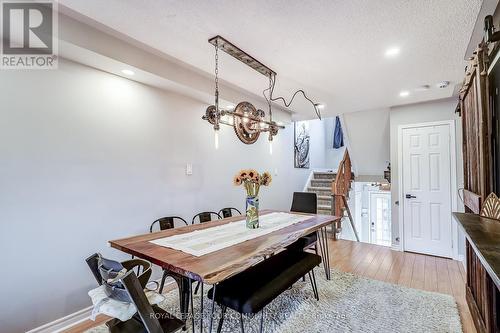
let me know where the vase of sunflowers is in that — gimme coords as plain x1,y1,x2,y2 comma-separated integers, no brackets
233,169,272,229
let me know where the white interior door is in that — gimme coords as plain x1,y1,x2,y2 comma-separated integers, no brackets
369,192,391,246
402,123,452,257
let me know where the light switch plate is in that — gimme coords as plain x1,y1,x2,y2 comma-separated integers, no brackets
186,163,193,175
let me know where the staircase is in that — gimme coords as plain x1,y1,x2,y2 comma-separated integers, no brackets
306,171,337,215
305,150,360,241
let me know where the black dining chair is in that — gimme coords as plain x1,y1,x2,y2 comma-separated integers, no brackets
192,211,222,224
150,216,188,232
287,192,319,254
219,207,242,218
149,216,189,293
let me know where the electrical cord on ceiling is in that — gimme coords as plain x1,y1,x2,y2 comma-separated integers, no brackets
263,74,322,120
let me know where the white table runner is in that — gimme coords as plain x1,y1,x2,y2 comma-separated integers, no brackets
150,212,312,257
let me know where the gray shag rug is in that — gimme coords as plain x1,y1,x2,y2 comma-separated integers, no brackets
86,269,462,333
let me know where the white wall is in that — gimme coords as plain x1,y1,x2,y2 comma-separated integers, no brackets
342,108,390,176
389,98,464,249
0,59,325,333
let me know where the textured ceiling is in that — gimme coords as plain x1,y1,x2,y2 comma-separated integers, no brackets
58,0,483,119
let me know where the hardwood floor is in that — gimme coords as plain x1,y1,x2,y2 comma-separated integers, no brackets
65,239,476,333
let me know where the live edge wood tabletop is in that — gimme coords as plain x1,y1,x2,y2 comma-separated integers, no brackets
109,210,340,285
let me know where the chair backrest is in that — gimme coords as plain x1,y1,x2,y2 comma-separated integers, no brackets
192,211,222,224
291,192,318,214
85,254,169,332
150,216,188,233
120,270,164,332
85,253,103,286
85,253,152,298
219,207,242,218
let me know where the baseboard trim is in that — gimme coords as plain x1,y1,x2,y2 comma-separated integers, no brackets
391,244,402,252
27,278,175,333
26,306,93,333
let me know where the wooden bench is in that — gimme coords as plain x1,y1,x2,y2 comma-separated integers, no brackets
207,250,321,333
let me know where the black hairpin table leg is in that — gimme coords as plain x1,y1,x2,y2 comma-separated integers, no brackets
318,226,331,280
199,283,204,333
208,284,217,332
169,272,192,330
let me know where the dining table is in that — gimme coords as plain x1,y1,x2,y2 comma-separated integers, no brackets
109,209,340,332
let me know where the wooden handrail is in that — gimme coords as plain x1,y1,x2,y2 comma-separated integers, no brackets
331,149,352,196
331,149,353,217
330,149,359,241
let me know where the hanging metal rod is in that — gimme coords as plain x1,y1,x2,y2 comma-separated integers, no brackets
222,110,285,129
208,35,277,78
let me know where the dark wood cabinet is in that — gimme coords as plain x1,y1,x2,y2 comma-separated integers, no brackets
455,210,500,333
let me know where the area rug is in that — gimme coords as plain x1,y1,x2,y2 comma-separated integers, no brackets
85,269,462,333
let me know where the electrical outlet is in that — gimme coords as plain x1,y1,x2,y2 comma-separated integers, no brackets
186,163,193,175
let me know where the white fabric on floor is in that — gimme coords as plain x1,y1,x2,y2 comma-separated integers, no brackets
88,285,165,322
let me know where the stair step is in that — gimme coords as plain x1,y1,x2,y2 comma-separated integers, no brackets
313,171,337,180
318,204,331,211
307,187,331,195
310,179,332,187
318,209,332,215
318,197,332,206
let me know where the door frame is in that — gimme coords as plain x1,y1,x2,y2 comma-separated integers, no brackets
397,120,458,259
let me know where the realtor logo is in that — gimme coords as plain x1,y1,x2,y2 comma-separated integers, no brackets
1,0,58,69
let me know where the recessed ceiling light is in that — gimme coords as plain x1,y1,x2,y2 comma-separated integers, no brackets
121,69,135,76
385,47,400,57
399,90,410,97
315,103,325,109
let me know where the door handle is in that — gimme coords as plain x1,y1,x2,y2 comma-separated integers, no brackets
405,194,416,199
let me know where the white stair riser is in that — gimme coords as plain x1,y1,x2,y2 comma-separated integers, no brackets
313,173,336,180
318,198,331,206
310,180,331,188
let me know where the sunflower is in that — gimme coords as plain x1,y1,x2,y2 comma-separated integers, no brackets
260,171,272,186
239,169,249,180
233,175,242,186
252,173,260,183
247,169,258,179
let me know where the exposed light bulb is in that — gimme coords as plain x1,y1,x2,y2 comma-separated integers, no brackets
214,130,219,150
269,140,273,155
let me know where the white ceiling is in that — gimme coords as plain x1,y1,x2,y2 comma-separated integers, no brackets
58,0,483,119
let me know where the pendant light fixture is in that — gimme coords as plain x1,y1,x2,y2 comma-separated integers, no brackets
202,36,322,151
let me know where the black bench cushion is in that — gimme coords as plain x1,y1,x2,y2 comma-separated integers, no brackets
286,231,318,251
208,250,321,314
